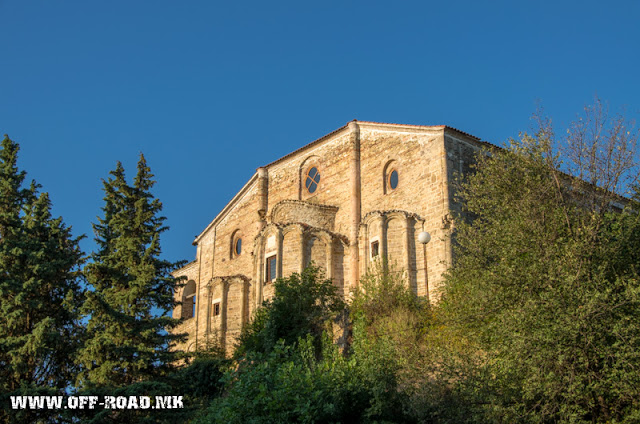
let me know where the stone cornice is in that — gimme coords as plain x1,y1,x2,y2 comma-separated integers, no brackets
361,209,425,225
206,274,251,288
271,199,339,215
254,221,350,245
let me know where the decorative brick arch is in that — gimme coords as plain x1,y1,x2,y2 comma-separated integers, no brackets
271,199,339,231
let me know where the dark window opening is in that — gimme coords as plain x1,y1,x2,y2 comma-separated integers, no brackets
388,169,399,190
212,302,220,317
235,238,242,256
371,241,379,257
266,255,277,283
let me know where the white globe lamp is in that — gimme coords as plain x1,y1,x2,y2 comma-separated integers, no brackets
418,231,431,245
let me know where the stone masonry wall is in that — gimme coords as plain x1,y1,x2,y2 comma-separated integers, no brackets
267,132,353,237
173,122,483,353
358,126,449,301
172,260,200,353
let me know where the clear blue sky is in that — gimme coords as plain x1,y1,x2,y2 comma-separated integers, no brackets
2,0,639,264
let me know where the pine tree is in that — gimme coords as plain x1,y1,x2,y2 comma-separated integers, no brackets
78,155,184,388
0,135,84,417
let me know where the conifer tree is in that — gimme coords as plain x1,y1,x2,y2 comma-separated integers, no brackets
78,155,184,388
0,135,84,406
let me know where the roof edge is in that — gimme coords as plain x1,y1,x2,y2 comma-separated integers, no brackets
263,120,482,170
263,123,350,169
192,120,488,246
172,259,198,276
193,172,259,245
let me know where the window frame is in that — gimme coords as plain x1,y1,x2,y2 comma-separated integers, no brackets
387,168,399,191
231,230,243,259
371,240,380,258
265,255,277,283
304,166,321,194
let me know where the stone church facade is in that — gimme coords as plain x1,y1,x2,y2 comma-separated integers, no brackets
172,120,486,353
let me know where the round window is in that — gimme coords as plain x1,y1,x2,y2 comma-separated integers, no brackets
388,169,399,190
234,238,242,256
305,166,321,194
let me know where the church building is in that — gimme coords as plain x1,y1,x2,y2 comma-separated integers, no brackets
172,120,487,352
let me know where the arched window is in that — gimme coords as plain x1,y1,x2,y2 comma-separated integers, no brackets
299,156,322,199
182,280,196,319
383,160,399,194
231,230,243,259
305,166,321,194
388,168,399,191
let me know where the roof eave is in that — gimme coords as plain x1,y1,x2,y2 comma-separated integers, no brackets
192,172,259,245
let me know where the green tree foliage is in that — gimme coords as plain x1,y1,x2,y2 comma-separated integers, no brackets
198,266,406,423
350,261,427,389
349,262,481,424
440,112,640,423
169,353,229,411
351,260,427,336
198,335,407,424
78,155,185,388
236,266,344,357
0,135,84,422
68,348,229,424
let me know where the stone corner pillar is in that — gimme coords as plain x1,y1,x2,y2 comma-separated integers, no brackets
348,121,361,289
257,167,269,231
220,279,228,353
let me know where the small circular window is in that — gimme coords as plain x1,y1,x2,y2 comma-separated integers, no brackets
388,169,399,190
305,166,321,194
234,238,242,256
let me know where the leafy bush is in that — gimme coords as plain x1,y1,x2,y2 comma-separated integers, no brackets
236,265,344,357
196,334,406,424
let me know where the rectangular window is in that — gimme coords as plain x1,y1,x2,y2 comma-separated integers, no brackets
266,255,277,283
371,241,379,257
191,295,196,318
212,302,220,317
